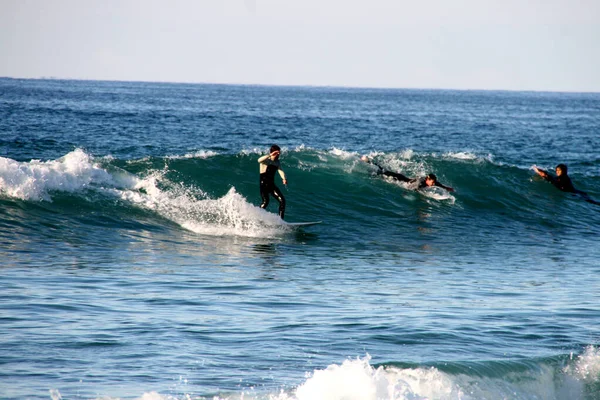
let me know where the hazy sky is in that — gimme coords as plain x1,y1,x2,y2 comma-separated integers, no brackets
1,0,599,91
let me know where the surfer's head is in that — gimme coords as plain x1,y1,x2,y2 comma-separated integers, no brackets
270,144,281,159
425,173,437,186
556,164,567,176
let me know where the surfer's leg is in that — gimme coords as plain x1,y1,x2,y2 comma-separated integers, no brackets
272,186,286,219
576,190,600,205
260,185,270,209
380,170,410,182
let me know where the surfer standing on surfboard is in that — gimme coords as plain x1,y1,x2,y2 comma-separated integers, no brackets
258,145,288,219
361,155,455,192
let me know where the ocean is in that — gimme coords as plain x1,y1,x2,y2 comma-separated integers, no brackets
1,78,599,400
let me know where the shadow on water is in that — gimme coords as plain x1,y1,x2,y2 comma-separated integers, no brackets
252,243,279,256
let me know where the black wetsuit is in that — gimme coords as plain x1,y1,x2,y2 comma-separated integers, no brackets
375,165,439,191
543,173,576,193
259,156,286,219
539,170,599,205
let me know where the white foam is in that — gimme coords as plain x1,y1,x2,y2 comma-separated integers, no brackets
178,188,287,238
361,150,385,159
241,146,291,156
119,177,287,238
398,149,415,160
379,153,424,176
366,149,494,165
240,147,265,155
565,345,600,382
47,351,600,400
442,152,495,165
0,150,290,238
329,148,359,159
294,144,314,152
292,356,462,400
80,392,174,400
242,145,311,157
168,150,219,159
134,392,170,400
49,389,62,400
443,151,478,160
0,149,134,201
288,355,595,400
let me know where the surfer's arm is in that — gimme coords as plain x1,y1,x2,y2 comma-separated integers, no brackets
361,156,385,172
278,168,287,185
435,182,455,192
533,166,550,180
533,167,560,187
258,154,271,164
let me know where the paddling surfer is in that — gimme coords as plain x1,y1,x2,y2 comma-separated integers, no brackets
361,155,455,192
258,145,288,219
533,164,599,205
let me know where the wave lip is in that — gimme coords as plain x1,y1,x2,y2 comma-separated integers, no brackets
45,347,600,400
166,149,219,160
0,149,136,201
170,187,290,238
292,350,600,400
299,350,599,400
0,150,291,238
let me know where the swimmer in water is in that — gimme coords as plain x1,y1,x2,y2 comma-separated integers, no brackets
533,163,599,205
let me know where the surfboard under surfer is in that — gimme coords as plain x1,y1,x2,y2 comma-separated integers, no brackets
361,155,454,192
258,145,288,219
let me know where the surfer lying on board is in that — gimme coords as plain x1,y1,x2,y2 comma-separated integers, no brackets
533,164,599,205
258,145,288,219
361,156,454,192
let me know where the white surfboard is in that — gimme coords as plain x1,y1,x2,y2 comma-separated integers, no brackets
284,221,322,228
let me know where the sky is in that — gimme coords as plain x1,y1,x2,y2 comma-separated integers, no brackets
1,0,599,92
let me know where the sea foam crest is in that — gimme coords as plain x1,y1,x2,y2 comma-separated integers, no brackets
168,150,219,159
291,356,461,400
286,355,595,400
0,149,135,201
119,176,286,238
178,187,286,237
241,146,288,156
48,350,600,400
442,151,478,160
329,148,359,159
565,345,600,382
440,151,494,164
0,150,288,238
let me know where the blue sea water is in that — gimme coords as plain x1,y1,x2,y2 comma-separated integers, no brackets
1,78,600,400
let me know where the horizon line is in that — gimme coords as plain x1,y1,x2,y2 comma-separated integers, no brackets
1,75,599,95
